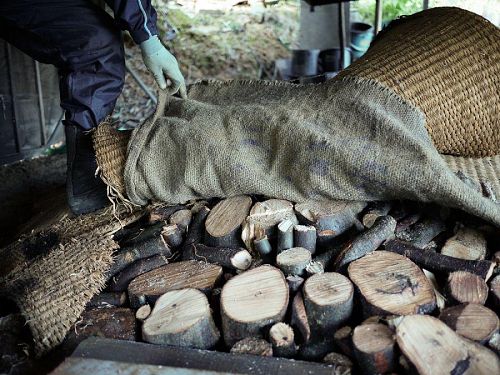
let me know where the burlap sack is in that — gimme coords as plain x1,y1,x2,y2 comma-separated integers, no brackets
117,7,500,225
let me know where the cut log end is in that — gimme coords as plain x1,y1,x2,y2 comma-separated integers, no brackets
348,251,436,316
221,265,288,346
439,303,499,343
135,304,151,321
447,270,488,305
303,272,354,331
269,322,297,358
353,323,395,374
142,288,220,349
276,247,312,276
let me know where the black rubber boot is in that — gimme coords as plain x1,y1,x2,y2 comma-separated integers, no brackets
64,124,109,215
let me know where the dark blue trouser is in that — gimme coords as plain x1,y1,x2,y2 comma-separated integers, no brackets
0,0,125,130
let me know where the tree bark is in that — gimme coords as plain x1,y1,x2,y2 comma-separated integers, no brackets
269,323,297,358
161,224,183,248
303,272,354,332
181,206,210,260
276,247,312,276
142,288,220,349
87,292,127,308
254,235,273,263
169,209,192,233
333,215,396,271
447,271,489,305
277,219,294,252
205,196,252,248
441,226,487,260
106,254,169,292
294,200,366,234
148,204,184,224
333,326,353,357
286,275,304,295
187,243,252,271
107,222,172,279
323,352,353,374
291,292,310,344
220,266,288,347
241,199,297,250
293,225,317,254
348,251,436,316
385,239,495,281
362,202,392,228
230,337,273,357
353,323,395,374
439,303,499,343
396,217,447,249
396,315,500,375
128,260,222,308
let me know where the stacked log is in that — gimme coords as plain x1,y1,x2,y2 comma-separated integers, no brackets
6,197,498,375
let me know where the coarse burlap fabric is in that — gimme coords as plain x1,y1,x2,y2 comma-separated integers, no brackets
117,7,500,225
0,209,142,354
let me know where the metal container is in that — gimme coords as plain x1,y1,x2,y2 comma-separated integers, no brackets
291,49,321,78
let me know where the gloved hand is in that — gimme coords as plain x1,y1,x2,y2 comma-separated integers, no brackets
140,35,187,98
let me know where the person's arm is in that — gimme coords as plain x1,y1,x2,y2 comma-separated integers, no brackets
104,0,158,44
105,0,186,97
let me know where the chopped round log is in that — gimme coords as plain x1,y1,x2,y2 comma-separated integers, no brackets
135,304,151,321
293,225,317,254
323,352,353,374
269,322,297,358
396,315,500,375
333,326,353,357
181,206,210,260
286,275,304,294
348,251,436,316
362,202,392,228
353,323,395,374
447,271,488,305
333,215,397,271
148,204,184,224
230,337,273,357
385,239,495,281
205,196,252,248
161,224,183,248
291,292,311,344
221,265,288,346
294,200,367,234
87,292,127,308
242,199,298,249
169,209,192,233
190,244,252,271
254,235,273,264
303,272,354,332
396,217,447,249
277,219,294,252
316,229,336,250
306,244,343,274
439,303,499,343
142,289,220,349
276,247,312,276
441,227,487,261
128,260,223,308
107,254,169,292
490,275,500,309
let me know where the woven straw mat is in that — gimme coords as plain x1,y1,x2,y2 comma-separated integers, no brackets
337,7,500,157
0,208,142,354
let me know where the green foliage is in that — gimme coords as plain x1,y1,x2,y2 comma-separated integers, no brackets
353,0,423,25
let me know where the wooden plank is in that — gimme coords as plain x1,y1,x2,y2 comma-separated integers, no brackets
0,40,17,157
52,358,233,375
71,337,338,375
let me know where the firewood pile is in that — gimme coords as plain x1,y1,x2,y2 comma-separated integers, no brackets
3,196,500,374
